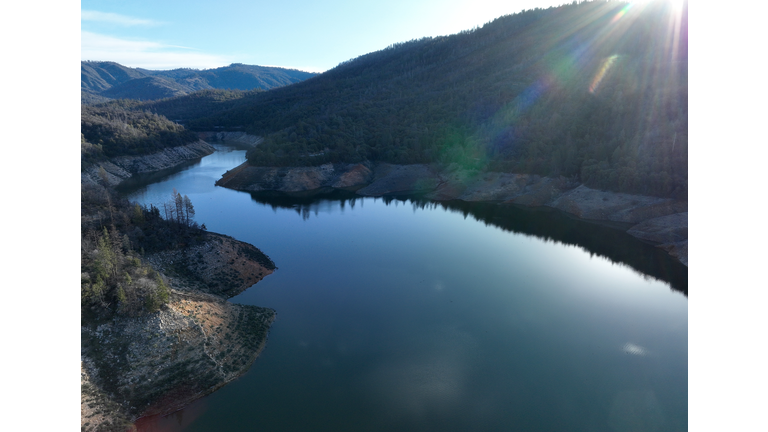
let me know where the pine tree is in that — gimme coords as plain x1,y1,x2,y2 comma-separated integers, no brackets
96,227,117,280
183,195,195,227
173,188,184,225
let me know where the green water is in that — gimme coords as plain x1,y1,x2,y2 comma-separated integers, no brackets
124,145,687,432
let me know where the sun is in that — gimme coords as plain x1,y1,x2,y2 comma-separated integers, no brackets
630,0,686,12
670,0,686,13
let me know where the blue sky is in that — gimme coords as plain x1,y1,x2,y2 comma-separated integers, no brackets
81,0,572,72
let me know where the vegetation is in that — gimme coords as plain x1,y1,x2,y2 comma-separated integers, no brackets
81,103,199,163
81,178,206,320
133,89,259,126
136,0,687,199
81,221,170,318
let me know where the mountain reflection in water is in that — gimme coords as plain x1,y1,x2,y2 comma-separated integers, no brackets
247,190,687,296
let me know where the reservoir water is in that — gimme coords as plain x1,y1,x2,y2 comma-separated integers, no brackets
122,145,687,432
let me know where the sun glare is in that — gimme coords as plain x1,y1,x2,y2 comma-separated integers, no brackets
670,0,686,13
631,0,685,8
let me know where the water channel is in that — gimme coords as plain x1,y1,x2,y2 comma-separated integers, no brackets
122,145,687,432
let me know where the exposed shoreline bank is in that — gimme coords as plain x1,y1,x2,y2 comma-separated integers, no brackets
216,161,687,266
81,233,278,432
81,140,216,188
81,140,278,431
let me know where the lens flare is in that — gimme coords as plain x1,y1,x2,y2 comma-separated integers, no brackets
589,55,618,94
611,3,633,23
623,343,648,356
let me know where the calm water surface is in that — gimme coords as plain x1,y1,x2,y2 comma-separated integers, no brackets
123,146,687,432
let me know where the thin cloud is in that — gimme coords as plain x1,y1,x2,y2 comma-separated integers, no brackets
81,31,232,70
81,10,162,27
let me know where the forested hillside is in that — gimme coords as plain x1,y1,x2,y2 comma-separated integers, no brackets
81,61,317,102
129,89,261,125
142,0,688,198
81,103,199,166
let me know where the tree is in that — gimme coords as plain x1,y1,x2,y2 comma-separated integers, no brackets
183,195,195,227
95,227,118,280
173,189,184,225
131,203,145,225
161,190,197,227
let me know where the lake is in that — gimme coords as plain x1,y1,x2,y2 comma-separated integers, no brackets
122,145,687,432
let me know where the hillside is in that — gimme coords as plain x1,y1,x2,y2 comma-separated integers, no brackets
81,61,318,102
81,103,200,165
140,0,687,199
81,181,278,431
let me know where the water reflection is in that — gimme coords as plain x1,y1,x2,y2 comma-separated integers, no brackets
117,155,211,191
247,191,687,295
124,149,687,432
116,147,685,298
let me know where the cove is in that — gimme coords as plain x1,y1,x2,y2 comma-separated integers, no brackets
123,145,687,432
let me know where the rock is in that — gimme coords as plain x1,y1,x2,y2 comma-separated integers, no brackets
81,233,277,429
217,163,373,192
82,295,276,424
80,160,133,187
198,131,264,147
145,233,275,297
657,240,688,267
356,164,439,196
331,163,374,189
111,140,215,174
627,212,688,244
456,172,529,201
508,176,579,206
549,185,686,223
82,140,215,187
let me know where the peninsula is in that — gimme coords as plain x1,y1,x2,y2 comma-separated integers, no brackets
81,107,278,431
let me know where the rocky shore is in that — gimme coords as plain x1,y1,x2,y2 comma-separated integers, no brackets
216,162,688,266
197,131,264,148
81,234,276,432
81,140,216,188
81,138,279,431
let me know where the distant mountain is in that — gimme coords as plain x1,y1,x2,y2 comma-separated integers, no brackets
81,61,146,93
101,76,191,100
137,0,688,198
81,61,318,102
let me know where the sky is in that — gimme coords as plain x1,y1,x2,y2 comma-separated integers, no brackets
81,0,575,72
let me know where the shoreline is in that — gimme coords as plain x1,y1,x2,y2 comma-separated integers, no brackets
81,234,278,431
132,300,277,424
217,161,688,266
81,140,216,188
81,141,279,431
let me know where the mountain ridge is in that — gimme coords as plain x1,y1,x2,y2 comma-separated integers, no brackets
81,61,318,102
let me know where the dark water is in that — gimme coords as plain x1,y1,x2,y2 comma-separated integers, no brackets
123,146,687,432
